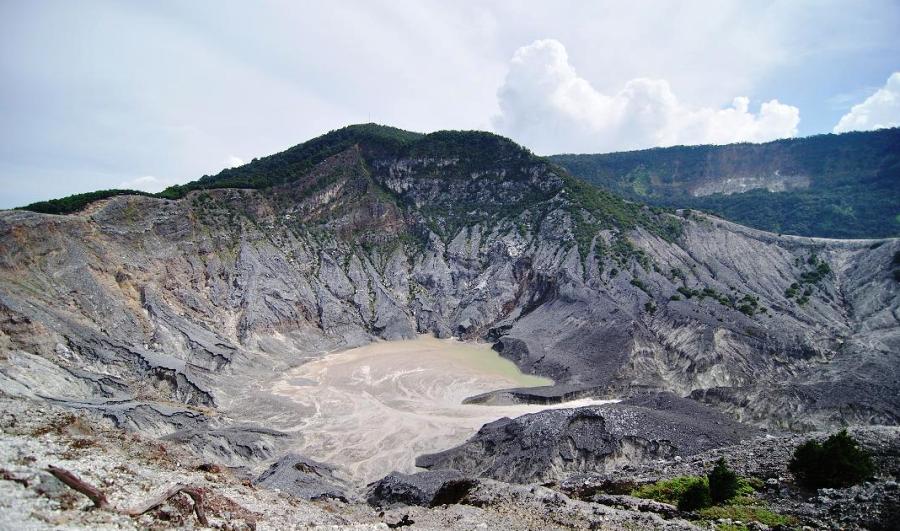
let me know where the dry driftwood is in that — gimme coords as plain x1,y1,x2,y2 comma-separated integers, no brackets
123,483,209,525
47,465,111,509
46,466,208,525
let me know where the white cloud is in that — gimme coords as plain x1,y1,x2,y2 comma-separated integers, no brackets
493,39,800,154
224,155,244,168
833,72,900,133
117,175,181,193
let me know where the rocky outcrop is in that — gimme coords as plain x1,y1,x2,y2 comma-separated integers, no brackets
366,469,464,507
416,394,760,484
427,478,702,530
253,453,351,501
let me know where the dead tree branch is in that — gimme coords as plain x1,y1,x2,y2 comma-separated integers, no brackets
45,466,208,525
46,465,111,510
123,483,209,526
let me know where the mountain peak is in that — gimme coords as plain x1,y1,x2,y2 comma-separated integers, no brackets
155,125,536,200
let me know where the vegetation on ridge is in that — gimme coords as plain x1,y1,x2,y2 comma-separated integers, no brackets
550,127,900,239
159,123,424,199
21,189,155,215
14,124,683,257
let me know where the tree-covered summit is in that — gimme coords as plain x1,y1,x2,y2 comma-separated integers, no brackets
156,124,539,199
18,124,542,213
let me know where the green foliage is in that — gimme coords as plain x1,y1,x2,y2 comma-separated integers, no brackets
631,476,708,507
678,481,713,511
159,123,424,198
677,286,698,299
784,258,821,302
783,254,832,305
788,429,875,489
550,127,900,238
675,285,759,315
633,474,792,527
785,282,800,298
708,458,739,504
698,505,798,528
799,255,832,284
736,294,759,316
19,189,154,215
561,172,682,262
742,477,765,492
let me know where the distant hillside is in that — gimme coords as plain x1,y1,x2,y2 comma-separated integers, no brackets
550,128,900,239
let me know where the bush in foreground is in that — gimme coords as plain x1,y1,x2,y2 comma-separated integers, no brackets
708,458,740,504
630,476,706,506
677,480,712,511
789,429,874,489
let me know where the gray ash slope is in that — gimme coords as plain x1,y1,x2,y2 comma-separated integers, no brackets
0,124,898,476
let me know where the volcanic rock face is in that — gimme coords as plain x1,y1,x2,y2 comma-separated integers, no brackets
366,469,464,508
253,453,351,501
416,393,760,484
0,125,898,471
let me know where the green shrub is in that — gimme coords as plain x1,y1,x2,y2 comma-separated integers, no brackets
631,476,714,511
678,480,712,511
788,429,875,489
631,476,705,506
708,458,739,504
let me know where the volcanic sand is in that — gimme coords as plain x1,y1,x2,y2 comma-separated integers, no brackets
271,335,617,483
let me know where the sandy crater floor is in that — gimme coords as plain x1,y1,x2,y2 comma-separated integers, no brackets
271,336,617,484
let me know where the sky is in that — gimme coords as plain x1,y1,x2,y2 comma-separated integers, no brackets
1,0,899,208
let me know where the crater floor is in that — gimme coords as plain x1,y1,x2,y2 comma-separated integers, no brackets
270,336,617,483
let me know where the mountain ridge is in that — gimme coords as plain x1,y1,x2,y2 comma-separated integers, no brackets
21,125,900,243
550,127,900,239
1,123,898,513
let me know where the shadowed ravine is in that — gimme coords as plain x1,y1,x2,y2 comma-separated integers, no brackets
270,336,618,483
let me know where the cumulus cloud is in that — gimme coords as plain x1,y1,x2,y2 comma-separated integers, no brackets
833,72,900,133
224,155,245,168
117,175,180,193
493,39,800,154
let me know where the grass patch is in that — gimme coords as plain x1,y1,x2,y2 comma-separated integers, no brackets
631,474,793,528
698,504,798,527
630,476,707,506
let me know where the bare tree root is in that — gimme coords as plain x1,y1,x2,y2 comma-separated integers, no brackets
46,466,111,510
46,466,208,526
